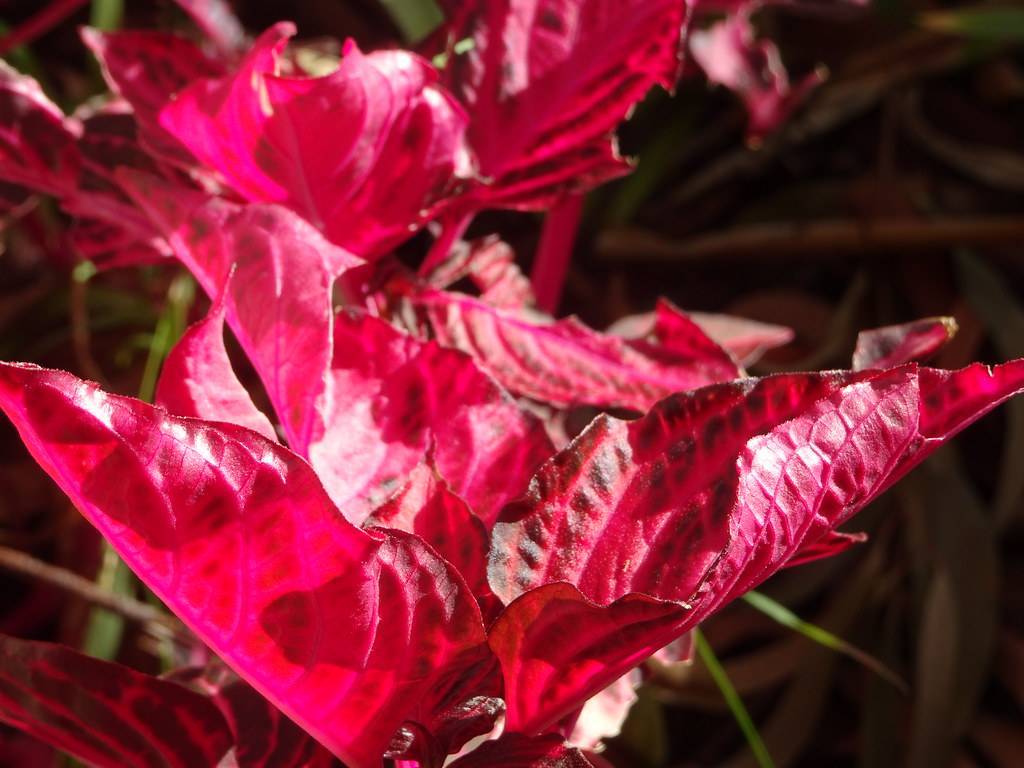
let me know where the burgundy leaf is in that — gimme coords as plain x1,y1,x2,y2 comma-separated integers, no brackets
366,460,490,595
690,9,824,141
0,632,233,768
421,290,741,412
156,286,277,442
81,28,224,166
488,361,1024,731
446,731,594,767
626,299,741,377
318,309,554,526
192,661,334,768
171,0,247,57
120,172,361,453
0,363,487,768
0,61,80,197
439,0,686,209
852,317,957,371
159,23,471,257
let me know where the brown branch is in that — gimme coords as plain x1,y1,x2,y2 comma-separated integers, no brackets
597,216,1024,263
0,545,180,633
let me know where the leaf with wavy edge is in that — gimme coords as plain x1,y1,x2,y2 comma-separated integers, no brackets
156,285,277,442
0,632,233,768
488,361,1024,732
421,290,741,412
0,363,486,768
171,0,247,57
319,309,554,526
438,0,686,209
159,23,470,257
853,317,957,371
427,235,535,310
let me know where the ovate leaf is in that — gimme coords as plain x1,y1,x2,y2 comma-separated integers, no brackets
0,363,486,768
487,361,1024,732
421,291,741,412
159,23,471,257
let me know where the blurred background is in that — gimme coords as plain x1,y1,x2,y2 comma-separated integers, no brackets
0,1,1022,766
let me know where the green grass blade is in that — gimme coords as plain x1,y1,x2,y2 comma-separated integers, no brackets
694,628,775,768
89,0,123,31
378,0,444,44
743,590,908,693
920,8,1024,43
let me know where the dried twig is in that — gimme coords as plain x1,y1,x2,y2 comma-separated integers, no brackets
0,544,180,634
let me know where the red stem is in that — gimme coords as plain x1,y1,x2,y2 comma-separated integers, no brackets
531,193,584,315
419,210,473,278
0,0,89,56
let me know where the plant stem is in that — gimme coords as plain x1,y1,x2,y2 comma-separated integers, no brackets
0,0,88,56
531,193,584,314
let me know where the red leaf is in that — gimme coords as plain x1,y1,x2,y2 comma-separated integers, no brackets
785,529,867,569
421,290,741,411
156,286,277,442
690,10,824,141
0,632,233,768
446,731,594,767
366,461,490,595
853,317,957,371
0,61,80,197
566,670,641,750
439,0,686,209
318,309,554,526
159,23,470,257
81,28,224,166
488,361,1024,731
0,363,487,768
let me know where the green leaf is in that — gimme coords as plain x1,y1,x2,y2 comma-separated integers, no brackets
920,8,1024,43
378,0,444,44
742,590,907,693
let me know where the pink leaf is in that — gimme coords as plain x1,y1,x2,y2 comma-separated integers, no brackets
156,286,277,442
0,61,80,197
609,308,794,368
0,632,233,768
439,0,686,209
853,317,957,371
317,309,554,526
366,460,490,596
427,235,535,310
488,361,1024,731
81,28,224,166
159,24,471,257
119,172,361,454
785,529,867,569
0,363,487,768
567,670,641,750
690,10,824,141
446,731,594,767
421,290,741,412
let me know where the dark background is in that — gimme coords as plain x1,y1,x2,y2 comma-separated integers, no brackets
0,1,1022,766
